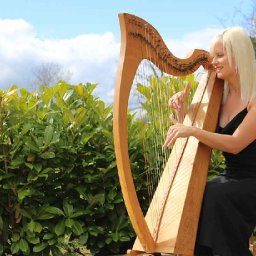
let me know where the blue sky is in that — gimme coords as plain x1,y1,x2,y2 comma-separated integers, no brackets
1,0,253,39
0,0,254,102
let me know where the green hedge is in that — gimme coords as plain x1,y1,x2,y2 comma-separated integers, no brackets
0,82,147,255
0,77,225,256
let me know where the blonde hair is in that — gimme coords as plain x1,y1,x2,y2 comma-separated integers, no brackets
212,27,256,103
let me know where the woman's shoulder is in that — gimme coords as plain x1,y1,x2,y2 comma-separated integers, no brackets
247,97,256,112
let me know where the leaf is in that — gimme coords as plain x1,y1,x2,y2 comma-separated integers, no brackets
19,87,29,98
79,233,88,245
82,132,95,144
34,222,43,232
26,236,40,244
44,125,54,146
54,219,65,236
45,206,64,216
88,193,105,206
107,188,117,201
120,235,131,242
18,188,34,201
25,140,40,152
50,247,62,256
34,163,43,173
11,233,20,242
25,162,34,170
70,210,86,218
105,237,112,245
0,216,3,230
11,242,20,254
65,218,74,228
112,232,119,242
19,238,29,253
97,239,105,248
27,220,35,232
43,233,54,240
48,238,57,246
72,220,83,235
63,200,73,217
40,151,55,159
88,226,104,236
33,242,48,253
27,170,39,182
63,89,74,102
21,123,33,136
5,87,18,99
36,212,55,220
75,84,84,97
10,157,25,167
20,209,32,219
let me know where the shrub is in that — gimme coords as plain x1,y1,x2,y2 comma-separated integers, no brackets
0,82,145,255
0,76,225,255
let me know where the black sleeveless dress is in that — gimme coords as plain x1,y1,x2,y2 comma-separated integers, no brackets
195,108,256,256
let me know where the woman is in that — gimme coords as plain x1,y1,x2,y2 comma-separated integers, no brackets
164,27,256,256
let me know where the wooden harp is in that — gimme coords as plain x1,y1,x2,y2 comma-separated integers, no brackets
113,13,224,255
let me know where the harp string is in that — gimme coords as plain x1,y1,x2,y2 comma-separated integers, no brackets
127,17,208,242
133,65,205,237
132,58,190,237
144,25,165,228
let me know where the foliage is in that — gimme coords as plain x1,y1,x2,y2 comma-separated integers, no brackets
0,82,144,255
135,73,225,184
135,74,199,186
208,150,225,180
251,37,256,58
0,75,226,256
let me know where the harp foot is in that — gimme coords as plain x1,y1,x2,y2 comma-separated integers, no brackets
127,250,163,255
127,251,175,256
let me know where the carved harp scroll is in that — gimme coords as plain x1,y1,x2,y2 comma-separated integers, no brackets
113,13,224,255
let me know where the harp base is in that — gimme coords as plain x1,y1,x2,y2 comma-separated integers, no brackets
127,249,161,255
127,250,191,256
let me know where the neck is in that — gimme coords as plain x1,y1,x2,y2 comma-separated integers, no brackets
226,75,240,96
228,84,240,96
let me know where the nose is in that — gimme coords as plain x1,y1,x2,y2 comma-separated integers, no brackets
211,56,217,66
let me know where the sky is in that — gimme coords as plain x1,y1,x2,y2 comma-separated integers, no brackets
0,0,254,104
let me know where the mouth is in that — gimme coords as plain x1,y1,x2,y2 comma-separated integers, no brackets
215,66,223,73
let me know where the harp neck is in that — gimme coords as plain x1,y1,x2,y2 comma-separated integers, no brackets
119,13,213,76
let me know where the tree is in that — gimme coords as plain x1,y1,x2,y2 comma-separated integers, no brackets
245,0,256,37
32,62,72,87
242,0,256,54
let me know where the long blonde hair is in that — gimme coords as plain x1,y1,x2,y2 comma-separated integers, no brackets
212,27,256,103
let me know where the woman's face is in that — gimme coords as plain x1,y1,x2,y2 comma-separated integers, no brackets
211,39,236,81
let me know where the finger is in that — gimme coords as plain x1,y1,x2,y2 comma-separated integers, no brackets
163,127,174,147
176,96,183,109
165,138,176,148
169,114,178,124
163,132,177,148
168,97,173,107
163,134,174,148
184,82,191,96
170,100,181,111
169,98,178,109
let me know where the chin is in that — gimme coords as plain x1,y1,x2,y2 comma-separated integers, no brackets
216,73,224,79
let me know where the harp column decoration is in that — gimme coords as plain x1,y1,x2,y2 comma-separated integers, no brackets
113,13,223,255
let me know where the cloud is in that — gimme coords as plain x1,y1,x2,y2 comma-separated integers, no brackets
0,18,222,104
0,18,120,104
165,27,223,58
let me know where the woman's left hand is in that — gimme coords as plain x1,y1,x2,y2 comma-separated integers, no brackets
163,123,195,148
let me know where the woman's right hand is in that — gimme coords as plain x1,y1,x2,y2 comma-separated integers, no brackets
168,82,190,122
168,82,190,111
